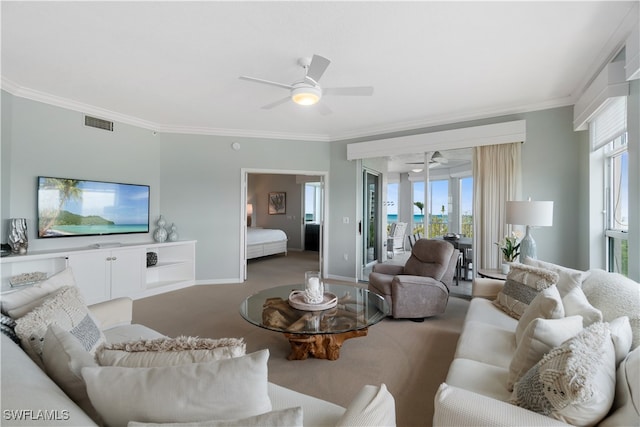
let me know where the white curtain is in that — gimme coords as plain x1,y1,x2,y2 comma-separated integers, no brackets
473,142,522,270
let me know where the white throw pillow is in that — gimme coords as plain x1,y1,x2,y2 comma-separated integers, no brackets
494,263,559,320
14,286,106,364
82,349,272,427
126,407,302,427
511,322,616,426
98,336,246,367
1,267,76,318
508,316,583,390
599,346,640,427
523,258,585,297
335,384,396,427
562,286,603,327
41,324,101,423
515,285,564,346
609,316,633,366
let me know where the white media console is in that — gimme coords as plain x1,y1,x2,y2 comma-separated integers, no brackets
0,240,196,305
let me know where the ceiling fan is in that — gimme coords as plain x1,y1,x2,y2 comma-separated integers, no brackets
239,54,374,115
406,151,449,170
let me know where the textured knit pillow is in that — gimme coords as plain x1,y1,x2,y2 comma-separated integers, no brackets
14,286,106,364
508,315,584,390
82,350,272,427
494,263,559,320
511,322,616,426
97,336,246,367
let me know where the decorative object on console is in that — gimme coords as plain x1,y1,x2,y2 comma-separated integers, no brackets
153,215,167,242
9,271,48,287
506,199,553,261
146,252,158,267
168,223,178,242
8,218,28,254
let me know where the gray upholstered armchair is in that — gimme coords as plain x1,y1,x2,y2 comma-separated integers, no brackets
368,239,459,321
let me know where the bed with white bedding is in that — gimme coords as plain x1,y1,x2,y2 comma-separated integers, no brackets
246,227,288,259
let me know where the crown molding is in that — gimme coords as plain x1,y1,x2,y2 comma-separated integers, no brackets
0,77,331,142
1,76,571,144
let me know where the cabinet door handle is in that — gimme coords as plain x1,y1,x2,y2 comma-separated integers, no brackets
112,257,117,261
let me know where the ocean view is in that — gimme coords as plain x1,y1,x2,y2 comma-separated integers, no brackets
49,224,148,236
387,214,442,223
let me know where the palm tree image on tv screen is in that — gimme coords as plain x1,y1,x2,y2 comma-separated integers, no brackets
37,177,150,238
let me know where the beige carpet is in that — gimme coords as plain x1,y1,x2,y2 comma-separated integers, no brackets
133,251,469,427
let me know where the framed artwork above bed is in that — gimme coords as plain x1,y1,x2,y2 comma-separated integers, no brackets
268,192,286,214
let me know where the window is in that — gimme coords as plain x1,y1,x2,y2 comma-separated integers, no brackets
304,183,322,223
605,135,628,275
590,96,628,276
460,176,473,237
416,179,449,237
386,182,398,226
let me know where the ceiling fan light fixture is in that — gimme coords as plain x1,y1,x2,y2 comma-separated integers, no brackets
291,84,321,106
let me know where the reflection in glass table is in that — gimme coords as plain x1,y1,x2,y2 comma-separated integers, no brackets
240,284,389,360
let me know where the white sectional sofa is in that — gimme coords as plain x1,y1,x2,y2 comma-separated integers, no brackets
1,268,396,427
433,261,640,427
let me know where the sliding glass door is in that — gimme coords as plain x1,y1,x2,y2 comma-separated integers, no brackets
363,170,380,268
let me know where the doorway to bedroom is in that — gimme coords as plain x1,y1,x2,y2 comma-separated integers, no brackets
242,169,327,281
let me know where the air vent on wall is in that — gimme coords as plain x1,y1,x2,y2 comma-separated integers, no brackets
84,115,114,131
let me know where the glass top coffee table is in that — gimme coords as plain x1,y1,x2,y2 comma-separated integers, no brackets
240,283,389,360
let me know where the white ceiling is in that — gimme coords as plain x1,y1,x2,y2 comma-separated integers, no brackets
1,1,638,142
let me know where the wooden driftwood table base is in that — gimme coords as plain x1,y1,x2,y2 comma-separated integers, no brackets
284,329,368,360
240,284,388,361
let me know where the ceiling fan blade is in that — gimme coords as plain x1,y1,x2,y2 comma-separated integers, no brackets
261,96,291,110
323,86,374,96
306,55,331,83
239,76,293,90
317,102,332,116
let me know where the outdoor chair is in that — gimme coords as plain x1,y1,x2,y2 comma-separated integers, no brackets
369,239,459,321
386,222,407,257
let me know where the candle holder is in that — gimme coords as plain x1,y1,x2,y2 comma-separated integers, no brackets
304,271,324,304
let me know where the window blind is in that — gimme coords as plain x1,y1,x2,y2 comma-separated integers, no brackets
590,96,627,151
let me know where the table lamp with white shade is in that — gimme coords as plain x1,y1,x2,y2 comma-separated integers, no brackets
246,204,254,227
506,200,554,261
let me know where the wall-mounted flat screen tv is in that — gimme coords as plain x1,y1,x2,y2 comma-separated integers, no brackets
37,176,150,238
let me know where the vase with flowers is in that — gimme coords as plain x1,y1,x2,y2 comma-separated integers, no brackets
495,232,520,274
